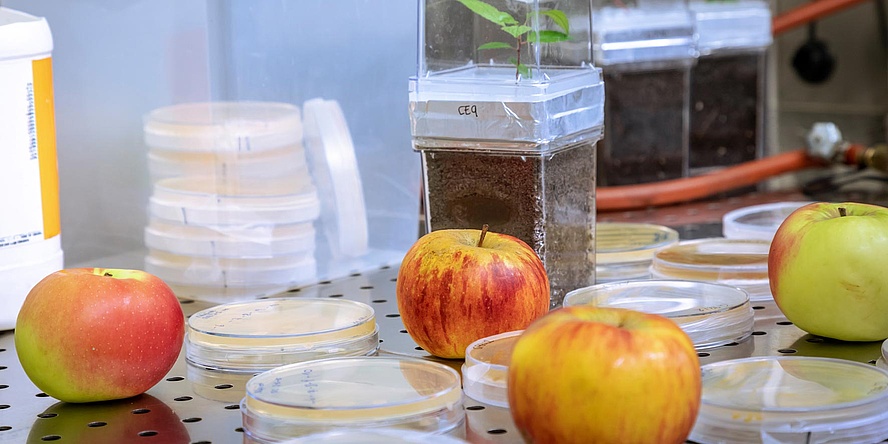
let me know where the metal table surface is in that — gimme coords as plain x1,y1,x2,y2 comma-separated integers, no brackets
1,197,885,443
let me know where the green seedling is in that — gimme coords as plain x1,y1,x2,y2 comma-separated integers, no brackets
457,0,570,80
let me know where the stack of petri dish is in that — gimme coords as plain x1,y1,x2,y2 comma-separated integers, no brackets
564,280,754,350
142,101,320,301
650,237,773,302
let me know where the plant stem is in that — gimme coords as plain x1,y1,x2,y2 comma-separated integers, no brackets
478,224,490,247
515,36,521,80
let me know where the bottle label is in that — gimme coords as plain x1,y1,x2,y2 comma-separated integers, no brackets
0,56,60,249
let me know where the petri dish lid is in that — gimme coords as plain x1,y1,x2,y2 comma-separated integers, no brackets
722,201,811,241
278,428,469,443
186,298,379,372
461,330,523,408
144,101,303,152
144,218,316,258
691,356,888,443
149,176,320,226
596,222,679,277
302,98,368,258
241,357,464,440
564,280,753,349
144,249,317,287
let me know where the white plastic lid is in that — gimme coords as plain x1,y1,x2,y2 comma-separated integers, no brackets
148,144,308,182
691,0,773,54
596,222,679,282
144,249,317,287
0,7,53,59
302,98,368,258
186,298,379,372
690,357,888,443
144,218,315,258
564,280,753,349
722,201,810,242
650,238,772,302
148,176,320,226
279,429,469,443
241,357,464,442
143,101,302,152
462,330,522,408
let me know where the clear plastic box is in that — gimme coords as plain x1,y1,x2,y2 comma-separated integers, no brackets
689,0,772,174
412,0,604,307
591,0,696,186
691,356,888,443
241,356,465,442
564,280,753,349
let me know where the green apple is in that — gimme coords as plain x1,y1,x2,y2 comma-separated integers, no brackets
769,202,888,341
508,306,701,444
396,226,550,359
15,268,185,403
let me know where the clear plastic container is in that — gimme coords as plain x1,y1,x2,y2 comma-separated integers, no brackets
241,356,465,442
596,222,679,282
690,356,888,443
651,238,772,302
564,280,753,349
722,201,810,242
689,0,772,175
186,298,379,373
591,1,697,186
412,1,603,308
461,330,522,408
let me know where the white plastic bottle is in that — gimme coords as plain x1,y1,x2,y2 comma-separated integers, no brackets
0,7,64,330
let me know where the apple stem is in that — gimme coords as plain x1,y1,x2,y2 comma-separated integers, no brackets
478,224,489,248
104,272,113,277
838,207,847,217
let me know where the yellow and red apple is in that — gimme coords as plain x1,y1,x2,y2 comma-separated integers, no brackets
508,306,701,444
396,227,550,359
769,201,888,341
15,268,185,403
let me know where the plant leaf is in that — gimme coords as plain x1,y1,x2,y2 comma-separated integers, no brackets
517,63,531,78
478,42,514,50
456,0,518,26
542,9,570,34
501,24,533,38
526,30,569,43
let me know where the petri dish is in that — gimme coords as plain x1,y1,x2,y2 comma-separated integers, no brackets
722,201,810,241
143,101,303,153
144,218,316,258
650,237,772,302
564,280,753,349
690,356,888,443
596,222,679,282
461,330,523,408
302,98,368,258
185,298,379,373
148,144,308,183
241,356,465,442
878,340,888,371
148,176,321,227
278,428,469,443
145,249,317,288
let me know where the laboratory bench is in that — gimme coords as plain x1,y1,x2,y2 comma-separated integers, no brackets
1,189,885,444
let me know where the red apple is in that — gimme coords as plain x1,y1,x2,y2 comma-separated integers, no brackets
769,201,888,341
15,268,185,403
396,226,549,359
508,306,701,444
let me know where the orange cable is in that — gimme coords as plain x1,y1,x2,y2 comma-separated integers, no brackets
597,149,824,212
772,0,870,35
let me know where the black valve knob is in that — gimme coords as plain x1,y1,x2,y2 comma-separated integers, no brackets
792,23,836,84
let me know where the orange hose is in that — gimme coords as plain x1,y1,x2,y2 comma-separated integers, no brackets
772,0,870,35
597,149,824,212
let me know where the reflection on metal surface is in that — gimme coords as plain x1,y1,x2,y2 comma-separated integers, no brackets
0,252,885,443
